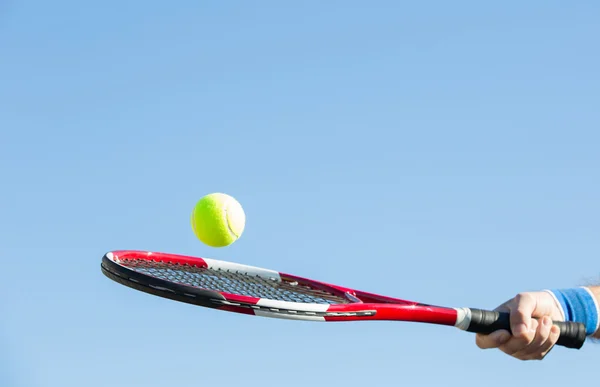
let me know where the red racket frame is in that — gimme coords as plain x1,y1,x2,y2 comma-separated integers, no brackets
100,250,586,349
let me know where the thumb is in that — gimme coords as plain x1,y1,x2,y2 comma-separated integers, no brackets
475,329,511,349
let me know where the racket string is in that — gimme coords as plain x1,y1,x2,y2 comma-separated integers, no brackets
120,259,349,304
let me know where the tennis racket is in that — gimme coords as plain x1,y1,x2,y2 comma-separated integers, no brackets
101,250,587,349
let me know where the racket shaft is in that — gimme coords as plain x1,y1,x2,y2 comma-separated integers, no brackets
326,304,459,325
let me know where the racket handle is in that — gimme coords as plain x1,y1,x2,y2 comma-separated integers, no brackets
466,308,587,349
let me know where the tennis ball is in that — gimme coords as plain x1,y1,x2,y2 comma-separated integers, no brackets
191,193,246,247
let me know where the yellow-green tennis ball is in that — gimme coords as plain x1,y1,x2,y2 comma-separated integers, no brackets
191,193,246,247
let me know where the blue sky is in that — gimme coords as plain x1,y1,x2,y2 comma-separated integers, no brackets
1,1,599,386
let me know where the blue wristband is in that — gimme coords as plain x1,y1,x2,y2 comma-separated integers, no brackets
550,287,599,336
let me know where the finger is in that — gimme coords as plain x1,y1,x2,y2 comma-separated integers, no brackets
474,301,512,350
498,318,539,356
510,293,538,339
514,316,553,360
475,330,511,349
535,322,561,359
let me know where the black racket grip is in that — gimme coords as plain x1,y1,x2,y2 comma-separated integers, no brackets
466,308,587,349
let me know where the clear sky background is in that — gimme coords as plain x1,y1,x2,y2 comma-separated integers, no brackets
1,1,599,386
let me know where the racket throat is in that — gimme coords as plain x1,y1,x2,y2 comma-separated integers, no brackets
344,291,364,303
453,307,473,330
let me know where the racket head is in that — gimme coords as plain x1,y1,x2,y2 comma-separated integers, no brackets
101,250,396,320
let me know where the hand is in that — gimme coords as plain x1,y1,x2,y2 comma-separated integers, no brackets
475,291,564,360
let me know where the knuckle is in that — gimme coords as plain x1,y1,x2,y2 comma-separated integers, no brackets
514,328,535,343
500,343,523,356
515,333,533,344
514,292,535,308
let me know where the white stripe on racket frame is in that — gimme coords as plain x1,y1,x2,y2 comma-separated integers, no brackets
202,258,282,281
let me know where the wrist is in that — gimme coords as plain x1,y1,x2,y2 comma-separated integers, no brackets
548,286,600,337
